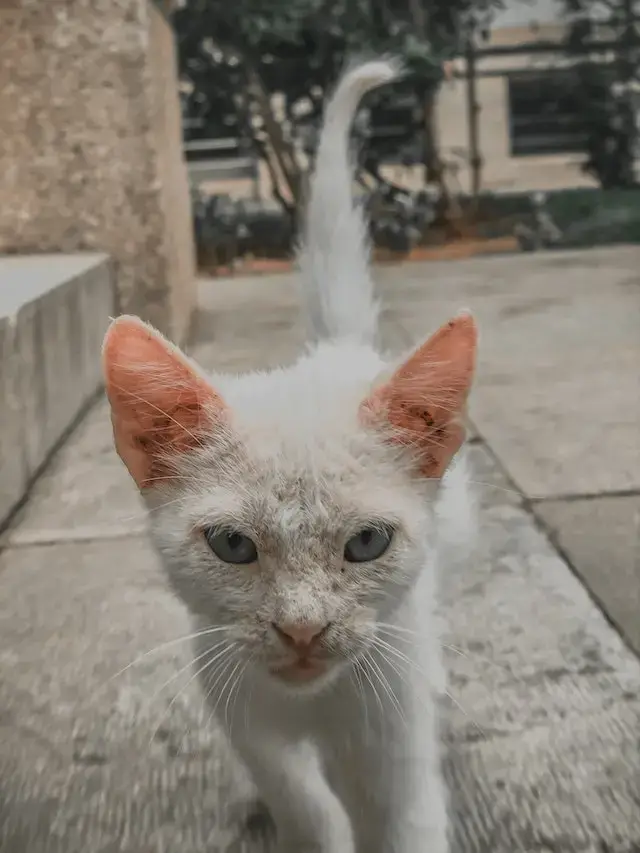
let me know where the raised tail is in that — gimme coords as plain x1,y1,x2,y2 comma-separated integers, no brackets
297,58,402,346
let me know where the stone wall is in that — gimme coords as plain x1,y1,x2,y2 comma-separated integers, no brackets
0,254,115,528
0,0,195,344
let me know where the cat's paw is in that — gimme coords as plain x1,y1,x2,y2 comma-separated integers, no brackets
244,799,276,841
277,845,329,853
230,797,276,848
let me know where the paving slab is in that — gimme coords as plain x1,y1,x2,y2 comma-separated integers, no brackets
440,456,640,853
534,495,640,656
196,248,640,500
2,249,639,852
373,248,640,500
0,538,251,853
192,276,304,372
195,253,640,655
0,442,638,852
2,400,146,547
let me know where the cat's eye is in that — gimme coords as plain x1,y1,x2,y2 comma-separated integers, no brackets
203,527,258,565
344,526,393,563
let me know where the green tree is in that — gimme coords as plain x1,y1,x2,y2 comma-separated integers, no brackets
174,0,502,221
561,0,640,188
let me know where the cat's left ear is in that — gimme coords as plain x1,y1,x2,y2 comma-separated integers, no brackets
102,316,225,490
360,314,477,478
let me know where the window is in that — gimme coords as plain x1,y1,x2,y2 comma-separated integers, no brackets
507,70,587,157
368,93,422,163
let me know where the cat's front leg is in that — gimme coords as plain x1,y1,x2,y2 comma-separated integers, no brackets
378,756,448,853
328,688,447,853
350,744,448,853
231,732,355,853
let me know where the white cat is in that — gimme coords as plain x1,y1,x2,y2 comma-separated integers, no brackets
102,59,477,853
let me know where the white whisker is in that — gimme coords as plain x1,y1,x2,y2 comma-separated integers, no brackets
465,478,523,498
371,634,485,737
202,651,243,731
350,658,370,741
227,655,253,741
149,641,237,747
97,625,233,693
363,649,406,728
145,637,230,716
357,652,385,722
221,657,245,733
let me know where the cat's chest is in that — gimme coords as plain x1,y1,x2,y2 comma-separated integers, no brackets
235,673,355,735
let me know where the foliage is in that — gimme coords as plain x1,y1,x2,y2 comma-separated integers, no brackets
475,185,640,251
174,0,502,252
560,0,640,188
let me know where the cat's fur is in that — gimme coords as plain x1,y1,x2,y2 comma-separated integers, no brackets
102,58,478,853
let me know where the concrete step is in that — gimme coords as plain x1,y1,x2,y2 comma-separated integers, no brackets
0,253,114,528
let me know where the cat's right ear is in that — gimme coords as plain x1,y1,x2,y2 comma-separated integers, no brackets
360,314,477,478
102,316,225,490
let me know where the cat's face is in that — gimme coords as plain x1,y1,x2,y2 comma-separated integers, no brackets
145,400,436,692
102,317,476,694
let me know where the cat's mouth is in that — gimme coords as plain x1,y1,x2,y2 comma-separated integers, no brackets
269,657,329,684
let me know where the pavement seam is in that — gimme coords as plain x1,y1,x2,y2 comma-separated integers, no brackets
1,527,147,550
530,489,640,504
0,387,106,539
472,433,640,662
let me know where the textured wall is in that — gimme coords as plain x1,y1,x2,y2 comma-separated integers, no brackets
148,5,197,343
0,0,195,343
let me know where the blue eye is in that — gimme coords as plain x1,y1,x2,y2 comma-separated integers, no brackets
203,528,257,565
344,527,393,563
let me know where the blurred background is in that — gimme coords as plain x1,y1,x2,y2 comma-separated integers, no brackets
176,0,640,272
0,1,638,852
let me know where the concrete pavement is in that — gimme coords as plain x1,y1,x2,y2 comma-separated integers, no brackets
0,247,638,852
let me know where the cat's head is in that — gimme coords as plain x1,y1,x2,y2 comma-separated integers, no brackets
102,316,476,693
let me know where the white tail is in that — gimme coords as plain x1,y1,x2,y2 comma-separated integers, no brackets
297,58,402,346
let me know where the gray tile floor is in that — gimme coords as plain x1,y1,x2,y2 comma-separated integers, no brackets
1,248,639,852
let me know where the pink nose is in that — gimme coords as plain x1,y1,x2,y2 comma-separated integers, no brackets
272,621,329,649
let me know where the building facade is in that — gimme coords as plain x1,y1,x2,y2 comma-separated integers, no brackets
437,0,596,193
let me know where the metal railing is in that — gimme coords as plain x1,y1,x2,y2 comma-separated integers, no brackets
184,138,260,189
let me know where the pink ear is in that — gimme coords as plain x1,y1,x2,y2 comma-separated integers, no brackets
102,316,224,489
361,314,477,478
